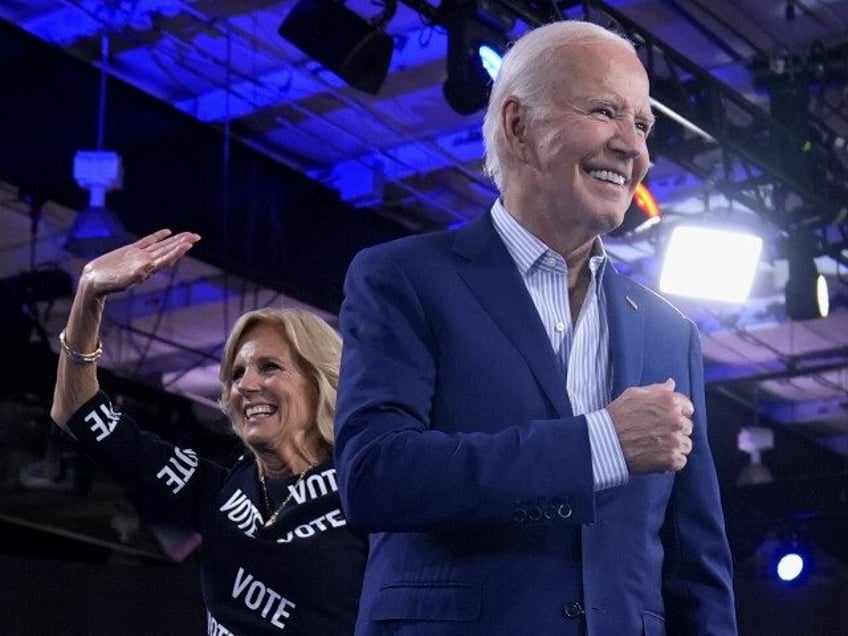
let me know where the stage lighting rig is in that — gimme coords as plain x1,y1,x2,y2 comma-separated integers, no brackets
782,236,829,320
442,0,513,115
278,0,396,94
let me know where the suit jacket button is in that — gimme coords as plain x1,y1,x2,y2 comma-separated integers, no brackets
562,600,585,619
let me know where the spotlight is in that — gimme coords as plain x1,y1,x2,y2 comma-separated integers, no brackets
772,542,813,584
660,226,762,303
442,1,511,115
66,150,132,257
278,0,395,95
785,250,829,320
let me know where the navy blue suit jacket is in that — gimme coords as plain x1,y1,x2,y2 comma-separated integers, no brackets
335,212,737,635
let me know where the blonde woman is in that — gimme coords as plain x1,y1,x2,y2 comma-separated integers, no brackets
52,229,366,635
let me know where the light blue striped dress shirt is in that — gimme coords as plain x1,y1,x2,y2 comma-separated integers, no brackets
491,200,628,491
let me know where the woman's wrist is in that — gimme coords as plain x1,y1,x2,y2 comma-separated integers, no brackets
58,328,103,365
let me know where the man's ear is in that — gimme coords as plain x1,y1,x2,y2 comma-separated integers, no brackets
502,97,530,162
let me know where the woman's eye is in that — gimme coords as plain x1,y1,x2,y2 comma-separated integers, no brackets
231,367,244,382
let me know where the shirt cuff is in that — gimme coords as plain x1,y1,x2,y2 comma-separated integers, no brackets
586,408,628,491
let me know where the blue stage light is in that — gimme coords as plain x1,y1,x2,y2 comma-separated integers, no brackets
772,542,813,585
478,44,502,80
776,552,805,581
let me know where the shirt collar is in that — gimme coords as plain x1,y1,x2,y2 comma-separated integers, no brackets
491,198,609,278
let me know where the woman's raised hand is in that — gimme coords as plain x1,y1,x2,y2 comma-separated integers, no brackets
79,229,201,298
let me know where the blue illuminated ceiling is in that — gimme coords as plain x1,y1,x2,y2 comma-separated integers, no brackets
0,0,847,459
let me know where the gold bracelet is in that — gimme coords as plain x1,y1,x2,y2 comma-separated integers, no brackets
58,329,103,365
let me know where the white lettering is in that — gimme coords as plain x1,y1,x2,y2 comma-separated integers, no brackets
155,447,198,494
271,597,297,629
305,473,329,499
326,508,347,528
290,468,338,504
289,479,307,505
220,490,262,536
294,524,316,538
275,508,348,543
174,446,199,469
84,403,120,441
232,566,253,598
231,567,296,630
320,468,338,491
308,516,328,532
245,580,265,610
261,588,282,618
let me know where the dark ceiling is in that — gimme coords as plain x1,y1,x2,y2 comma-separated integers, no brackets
0,0,846,573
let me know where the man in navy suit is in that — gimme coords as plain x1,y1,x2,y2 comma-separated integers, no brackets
335,20,737,636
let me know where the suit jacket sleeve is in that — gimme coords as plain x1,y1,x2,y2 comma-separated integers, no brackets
334,244,597,532
661,322,737,635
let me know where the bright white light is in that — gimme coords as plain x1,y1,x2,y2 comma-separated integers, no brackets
660,226,762,303
816,274,830,318
777,553,805,582
479,45,502,80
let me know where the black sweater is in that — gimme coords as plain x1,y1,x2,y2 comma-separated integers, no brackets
67,391,367,635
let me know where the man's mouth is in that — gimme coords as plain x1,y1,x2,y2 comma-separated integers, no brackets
588,168,627,186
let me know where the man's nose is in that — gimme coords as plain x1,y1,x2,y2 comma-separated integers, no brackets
609,120,646,158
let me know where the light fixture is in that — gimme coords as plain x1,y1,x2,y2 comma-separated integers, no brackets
278,0,395,95
64,206,133,257
442,2,511,115
736,426,774,486
65,34,132,257
66,150,132,256
771,540,813,585
785,249,829,320
659,225,763,303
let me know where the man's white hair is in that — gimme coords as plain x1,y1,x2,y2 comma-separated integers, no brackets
482,21,637,191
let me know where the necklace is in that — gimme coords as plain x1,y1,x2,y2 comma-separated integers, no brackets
256,463,313,528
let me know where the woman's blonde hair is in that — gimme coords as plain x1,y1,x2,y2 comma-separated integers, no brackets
218,308,341,446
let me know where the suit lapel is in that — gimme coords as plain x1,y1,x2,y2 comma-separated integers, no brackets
604,268,645,398
453,214,573,417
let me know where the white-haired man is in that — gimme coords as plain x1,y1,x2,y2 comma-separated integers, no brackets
335,20,737,636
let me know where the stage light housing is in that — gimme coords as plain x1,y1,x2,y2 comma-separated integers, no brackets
736,426,774,486
66,150,132,257
278,0,394,95
785,252,829,320
442,3,511,115
64,206,133,257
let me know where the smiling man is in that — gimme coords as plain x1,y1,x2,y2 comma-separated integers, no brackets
335,20,737,636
